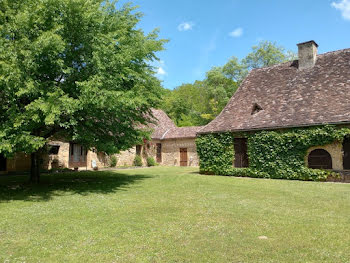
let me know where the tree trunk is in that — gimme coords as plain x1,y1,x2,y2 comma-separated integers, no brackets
30,151,41,183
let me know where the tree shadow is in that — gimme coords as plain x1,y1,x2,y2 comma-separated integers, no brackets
0,171,151,203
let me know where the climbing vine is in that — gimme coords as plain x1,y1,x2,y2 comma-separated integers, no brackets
196,125,350,181
196,133,234,174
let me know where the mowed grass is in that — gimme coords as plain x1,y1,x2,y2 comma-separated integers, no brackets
0,167,350,263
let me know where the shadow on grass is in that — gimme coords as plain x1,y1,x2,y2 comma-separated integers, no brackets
0,171,151,203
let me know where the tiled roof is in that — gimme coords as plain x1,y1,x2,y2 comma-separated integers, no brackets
200,48,350,134
149,109,203,140
162,126,204,139
149,109,177,139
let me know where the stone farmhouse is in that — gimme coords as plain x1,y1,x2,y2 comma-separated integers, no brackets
199,41,350,172
116,109,202,167
0,109,202,174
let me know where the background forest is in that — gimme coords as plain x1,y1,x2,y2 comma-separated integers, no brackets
160,41,295,126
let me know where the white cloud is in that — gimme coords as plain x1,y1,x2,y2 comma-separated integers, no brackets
177,22,194,31
229,27,243,38
332,0,350,20
157,67,167,76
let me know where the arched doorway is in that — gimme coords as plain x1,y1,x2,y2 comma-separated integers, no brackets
308,149,332,170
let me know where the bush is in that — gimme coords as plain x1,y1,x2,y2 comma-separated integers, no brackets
146,157,156,167
109,156,117,167
133,155,143,167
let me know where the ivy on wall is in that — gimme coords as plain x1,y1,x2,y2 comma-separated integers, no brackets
196,133,234,174
196,125,350,181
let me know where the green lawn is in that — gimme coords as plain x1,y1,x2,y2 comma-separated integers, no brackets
0,167,349,263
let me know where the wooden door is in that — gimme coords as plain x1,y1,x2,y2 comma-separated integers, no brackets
234,138,249,168
0,154,6,172
156,143,162,163
180,148,188,167
343,137,350,170
308,149,332,169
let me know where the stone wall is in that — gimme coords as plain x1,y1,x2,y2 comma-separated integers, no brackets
88,151,109,169
305,141,343,170
116,138,199,167
115,147,137,167
42,141,70,170
158,138,199,167
3,136,200,173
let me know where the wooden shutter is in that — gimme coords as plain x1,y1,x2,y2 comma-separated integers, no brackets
156,143,162,163
234,138,249,168
308,149,332,169
180,148,188,166
343,138,350,170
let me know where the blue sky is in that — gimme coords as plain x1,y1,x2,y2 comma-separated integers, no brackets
119,0,350,90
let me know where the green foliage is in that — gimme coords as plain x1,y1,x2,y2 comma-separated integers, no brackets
133,155,143,167
196,133,234,174
197,126,350,181
146,156,156,167
242,40,296,70
109,156,117,167
161,41,295,127
0,0,166,158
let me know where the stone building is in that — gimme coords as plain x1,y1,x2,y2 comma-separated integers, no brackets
116,109,202,167
199,40,350,173
0,109,202,174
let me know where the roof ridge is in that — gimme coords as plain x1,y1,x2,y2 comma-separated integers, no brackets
252,47,350,72
200,45,350,134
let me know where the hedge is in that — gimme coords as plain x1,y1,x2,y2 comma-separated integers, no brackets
196,125,350,181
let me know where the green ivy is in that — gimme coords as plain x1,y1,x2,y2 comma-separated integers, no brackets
196,133,234,174
196,125,350,181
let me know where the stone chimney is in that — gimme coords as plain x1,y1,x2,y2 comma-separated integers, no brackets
297,40,318,70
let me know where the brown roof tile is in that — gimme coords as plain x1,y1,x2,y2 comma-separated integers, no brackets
149,109,177,139
200,48,350,134
162,126,204,139
148,109,203,140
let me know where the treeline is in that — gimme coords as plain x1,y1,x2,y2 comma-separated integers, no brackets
160,41,295,126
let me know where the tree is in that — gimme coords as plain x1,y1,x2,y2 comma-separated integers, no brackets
242,40,295,70
0,0,166,182
222,56,248,85
161,82,206,126
201,67,238,121
161,41,296,126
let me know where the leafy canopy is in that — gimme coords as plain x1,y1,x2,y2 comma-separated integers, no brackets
0,0,166,156
161,41,295,126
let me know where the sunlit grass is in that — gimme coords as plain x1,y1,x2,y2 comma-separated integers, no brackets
0,167,349,262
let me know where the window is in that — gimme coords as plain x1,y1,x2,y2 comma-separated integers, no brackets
308,149,332,170
251,103,263,115
234,138,249,168
136,145,142,156
48,145,60,155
